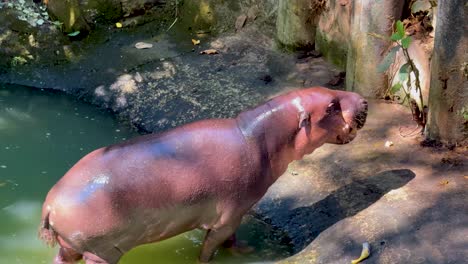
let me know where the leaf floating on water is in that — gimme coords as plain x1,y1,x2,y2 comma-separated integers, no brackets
67,31,80,37
351,242,370,264
199,49,218,55
135,42,153,49
0,182,6,187
192,39,200,45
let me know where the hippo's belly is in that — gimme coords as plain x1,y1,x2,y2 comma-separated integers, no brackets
50,184,220,255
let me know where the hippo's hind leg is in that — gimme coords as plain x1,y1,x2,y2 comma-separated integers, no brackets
82,248,123,264
54,247,83,264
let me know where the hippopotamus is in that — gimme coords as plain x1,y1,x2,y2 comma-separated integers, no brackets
39,87,367,264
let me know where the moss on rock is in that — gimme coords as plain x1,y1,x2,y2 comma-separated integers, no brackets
315,29,347,70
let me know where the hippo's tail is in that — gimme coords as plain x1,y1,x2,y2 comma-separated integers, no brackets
38,211,58,247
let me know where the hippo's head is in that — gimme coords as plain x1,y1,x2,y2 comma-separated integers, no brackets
293,87,368,156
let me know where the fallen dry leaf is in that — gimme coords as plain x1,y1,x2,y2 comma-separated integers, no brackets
384,141,394,147
200,49,219,55
235,14,247,31
192,39,200,45
135,42,153,49
464,176,468,179
439,180,449,186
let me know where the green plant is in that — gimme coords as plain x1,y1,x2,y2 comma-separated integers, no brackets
370,20,427,129
10,56,27,67
460,107,468,121
51,21,64,30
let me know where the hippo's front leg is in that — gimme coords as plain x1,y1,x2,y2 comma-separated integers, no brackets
199,218,242,263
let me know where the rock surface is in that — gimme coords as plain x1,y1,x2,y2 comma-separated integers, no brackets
276,0,319,49
258,101,467,263
0,16,340,132
314,0,351,70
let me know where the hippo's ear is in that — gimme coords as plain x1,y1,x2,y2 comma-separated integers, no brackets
298,111,310,128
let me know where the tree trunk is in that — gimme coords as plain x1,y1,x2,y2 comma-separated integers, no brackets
345,0,404,97
425,0,468,146
276,0,318,50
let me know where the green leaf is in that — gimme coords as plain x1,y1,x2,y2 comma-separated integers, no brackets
67,31,80,37
396,20,405,38
377,46,400,73
401,36,412,49
399,63,411,81
391,32,403,41
390,83,403,94
411,0,432,13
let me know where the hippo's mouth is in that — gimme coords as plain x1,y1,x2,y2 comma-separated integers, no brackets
336,101,367,144
336,132,355,144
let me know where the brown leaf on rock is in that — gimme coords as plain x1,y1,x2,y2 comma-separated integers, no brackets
200,49,219,55
235,14,247,31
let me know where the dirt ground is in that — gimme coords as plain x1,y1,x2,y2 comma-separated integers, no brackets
1,16,467,264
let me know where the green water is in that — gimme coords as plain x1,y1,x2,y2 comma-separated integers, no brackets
0,85,292,264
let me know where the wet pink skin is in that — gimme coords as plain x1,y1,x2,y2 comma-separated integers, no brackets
39,87,367,264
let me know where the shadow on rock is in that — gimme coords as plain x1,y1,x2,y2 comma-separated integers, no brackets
256,169,415,253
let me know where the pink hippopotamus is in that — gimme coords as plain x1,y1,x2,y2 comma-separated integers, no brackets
39,87,367,263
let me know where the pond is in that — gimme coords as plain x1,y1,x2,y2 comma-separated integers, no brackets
0,85,292,264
